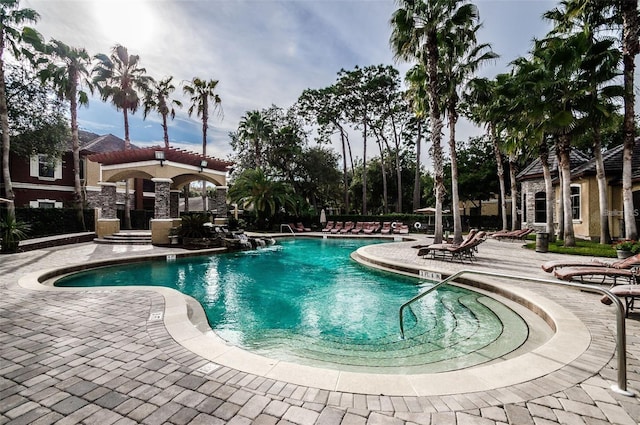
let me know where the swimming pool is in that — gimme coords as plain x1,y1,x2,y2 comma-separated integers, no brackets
55,238,530,373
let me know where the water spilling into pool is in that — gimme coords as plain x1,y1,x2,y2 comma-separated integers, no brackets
56,238,529,373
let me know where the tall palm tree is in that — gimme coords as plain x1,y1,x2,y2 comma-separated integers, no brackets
463,77,508,231
0,0,40,219
546,2,623,244
143,76,182,148
38,39,92,230
618,0,638,240
405,64,429,213
183,77,222,210
93,44,152,228
439,14,498,244
238,110,271,169
390,0,475,243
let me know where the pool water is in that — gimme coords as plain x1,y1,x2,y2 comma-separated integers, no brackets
56,238,529,373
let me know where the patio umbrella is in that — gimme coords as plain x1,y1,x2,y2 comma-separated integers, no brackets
320,208,327,225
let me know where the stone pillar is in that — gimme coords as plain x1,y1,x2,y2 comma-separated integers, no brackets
96,182,120,237
170,190,180,218
152,178,173,219
213,186,228,217
151,178,174,245
99,182,117,219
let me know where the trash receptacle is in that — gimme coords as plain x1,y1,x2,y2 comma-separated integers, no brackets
536,232,549,253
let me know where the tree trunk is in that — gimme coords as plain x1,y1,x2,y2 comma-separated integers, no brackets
202,101,209,212
508,154,518,231
183,184,190,213
377,138,388,214
412,121,422,211
390,116,402,213
621,0,638,240
70,70,85,231
448,106,462,245
593,128,610,244
0,49,15,220
362,113,368,215
162,112,170,148
558,136,575,246
122,109,131,229
339,126,349,212
427,32,444,244
490,124,507,231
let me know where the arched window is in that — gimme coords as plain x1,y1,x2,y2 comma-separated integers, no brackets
535,192,546,223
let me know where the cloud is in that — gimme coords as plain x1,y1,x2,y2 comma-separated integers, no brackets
24,0,559,169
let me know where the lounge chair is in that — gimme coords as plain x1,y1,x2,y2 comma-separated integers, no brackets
393,223,409,234
340,221,354,234
287,223,303,233
296,222,311,232
491,228,533,241
380,222,392,234
417,229,478,256
542,253,640,273
554,265,639,286
419,231,486,262
601,284,640,317
363,222,381,234
321,221,334,233
351,222,364,234
330,222,344,234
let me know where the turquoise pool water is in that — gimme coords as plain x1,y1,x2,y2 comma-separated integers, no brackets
55,238,528,373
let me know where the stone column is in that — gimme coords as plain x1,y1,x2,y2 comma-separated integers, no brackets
151,178,174,245
213,186,228,220
170,190,180,218
99,182,117,219
152,178,173,219
96,182,120,237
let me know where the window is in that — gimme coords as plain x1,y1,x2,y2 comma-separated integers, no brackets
535,192,546,223
38,155,55,178
38,202,55,209
570,185,581,220
30,154,61,180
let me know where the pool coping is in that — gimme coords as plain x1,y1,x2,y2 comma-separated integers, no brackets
17,242,595,397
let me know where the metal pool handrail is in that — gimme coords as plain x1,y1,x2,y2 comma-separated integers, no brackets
279,224,296,236
398,269,634,397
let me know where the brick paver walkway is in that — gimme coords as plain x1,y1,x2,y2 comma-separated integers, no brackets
1,237,638,424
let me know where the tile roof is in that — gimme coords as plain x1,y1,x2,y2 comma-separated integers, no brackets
516,148,590,181
87,147,233,172
81,134,136,153
571,139,640,183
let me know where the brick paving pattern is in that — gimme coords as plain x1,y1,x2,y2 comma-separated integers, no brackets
1,237,638,424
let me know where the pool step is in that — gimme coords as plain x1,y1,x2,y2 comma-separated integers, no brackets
94,231,152,245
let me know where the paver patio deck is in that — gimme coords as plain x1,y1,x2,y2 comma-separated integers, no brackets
1,234,638,424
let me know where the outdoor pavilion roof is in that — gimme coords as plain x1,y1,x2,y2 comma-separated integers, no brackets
87,146,233,172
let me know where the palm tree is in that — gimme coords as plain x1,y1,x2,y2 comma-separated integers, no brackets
391,0,475,243
38,39,92,230
238,110,271,169
618,0,638,240
143,76,182,148
546,2,623,244
228,168,297,229
464,77,508,231
405,64,429,212
0,0,40,219
93,44,152,229
183,77,222,210
439,13,498,244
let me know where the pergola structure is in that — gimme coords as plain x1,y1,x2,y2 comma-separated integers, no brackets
88,147,233,244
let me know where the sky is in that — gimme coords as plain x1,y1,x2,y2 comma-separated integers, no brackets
22,0,557,166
